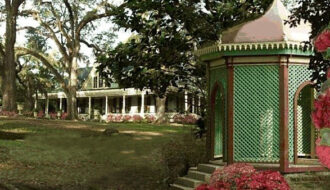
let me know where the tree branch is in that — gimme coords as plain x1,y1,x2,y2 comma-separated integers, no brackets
15,47,67,90
80,39,103,52
31,11,70,62
76,4,115,37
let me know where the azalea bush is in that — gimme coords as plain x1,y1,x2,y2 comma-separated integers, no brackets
173,114,199,124
145,114,156,123
107,114,123,123
37,111,45,118
60,112,69,120
311,89,330,129
196,164,289,190
122,115,132,122
0,111,18,117
132,115,143,122
160,134,206,184
49,112,57,120
312,27,330,169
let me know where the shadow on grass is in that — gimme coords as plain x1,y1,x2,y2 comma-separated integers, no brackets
0,131,27,140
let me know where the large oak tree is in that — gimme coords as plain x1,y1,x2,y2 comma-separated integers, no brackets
0,0,26,111
17,0,115,119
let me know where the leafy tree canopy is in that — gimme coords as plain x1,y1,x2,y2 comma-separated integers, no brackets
98,0,273,97
288,0,330,88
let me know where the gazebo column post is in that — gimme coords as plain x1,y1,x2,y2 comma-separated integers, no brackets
279,56,289,173
227,58,234,165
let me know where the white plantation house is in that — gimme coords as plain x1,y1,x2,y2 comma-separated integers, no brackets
35,64,202,120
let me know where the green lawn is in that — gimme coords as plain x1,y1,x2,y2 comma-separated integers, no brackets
0,118,192,190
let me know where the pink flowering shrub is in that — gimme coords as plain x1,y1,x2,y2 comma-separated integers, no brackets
311,89,330,129
132,115,143,122
37,111,44,118
316,138,330,168
22,111,33,117
209,163,256,188
60,112,68,120
0,111,18,117
315,30,330,52
107,114,123,123
196,164,289,190
173,114,198,124
49,112,57,119
236,171,290,190
122,115,132,122
145,114,156,123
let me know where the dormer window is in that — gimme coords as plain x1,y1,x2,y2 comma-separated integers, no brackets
99,77,103,88
93,76,98,88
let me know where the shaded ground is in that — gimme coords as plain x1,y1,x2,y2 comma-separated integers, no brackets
0,118,192,190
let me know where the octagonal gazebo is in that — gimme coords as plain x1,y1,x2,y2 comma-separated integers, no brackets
197,0,326,173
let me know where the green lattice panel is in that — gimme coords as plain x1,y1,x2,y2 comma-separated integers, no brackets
233,66,280,162
210,67,228,159
288,65,313,161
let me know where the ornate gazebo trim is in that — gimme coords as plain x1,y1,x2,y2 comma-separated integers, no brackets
196,41,314,61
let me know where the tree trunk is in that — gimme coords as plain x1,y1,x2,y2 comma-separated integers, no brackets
155,96,167,124
66,57,79,120
2,5,18,111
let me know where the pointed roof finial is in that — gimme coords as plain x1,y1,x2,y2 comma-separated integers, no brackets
221,0,311,44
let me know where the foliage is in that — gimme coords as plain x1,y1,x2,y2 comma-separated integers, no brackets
288,0,330,89
316,138,330,169
311,89,330,129
122,115,132,122
145,114,156,123
209,163,256,187
236,171,290,190
0,111,18,117
37,111,44,118
196,164,289,190
132,115,143,123
107,114,123,123
98,0,273,97
173,114,199,124
160,133,206,184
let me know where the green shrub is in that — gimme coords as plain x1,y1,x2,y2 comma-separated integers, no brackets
160,133,207,184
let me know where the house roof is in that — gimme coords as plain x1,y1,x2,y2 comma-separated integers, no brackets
221,0,311,44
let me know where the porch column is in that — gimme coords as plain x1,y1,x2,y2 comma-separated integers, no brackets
150,96,156,113
198,96,201,114
45,98,49,115
34,97,38,109
140,91,145,116
105,96,108,115
184,91,188,112
192,96,195,113
59,98,63,111
88,97,92,119
122,95,126,114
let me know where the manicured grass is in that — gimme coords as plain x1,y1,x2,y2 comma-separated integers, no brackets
0,118,193,190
